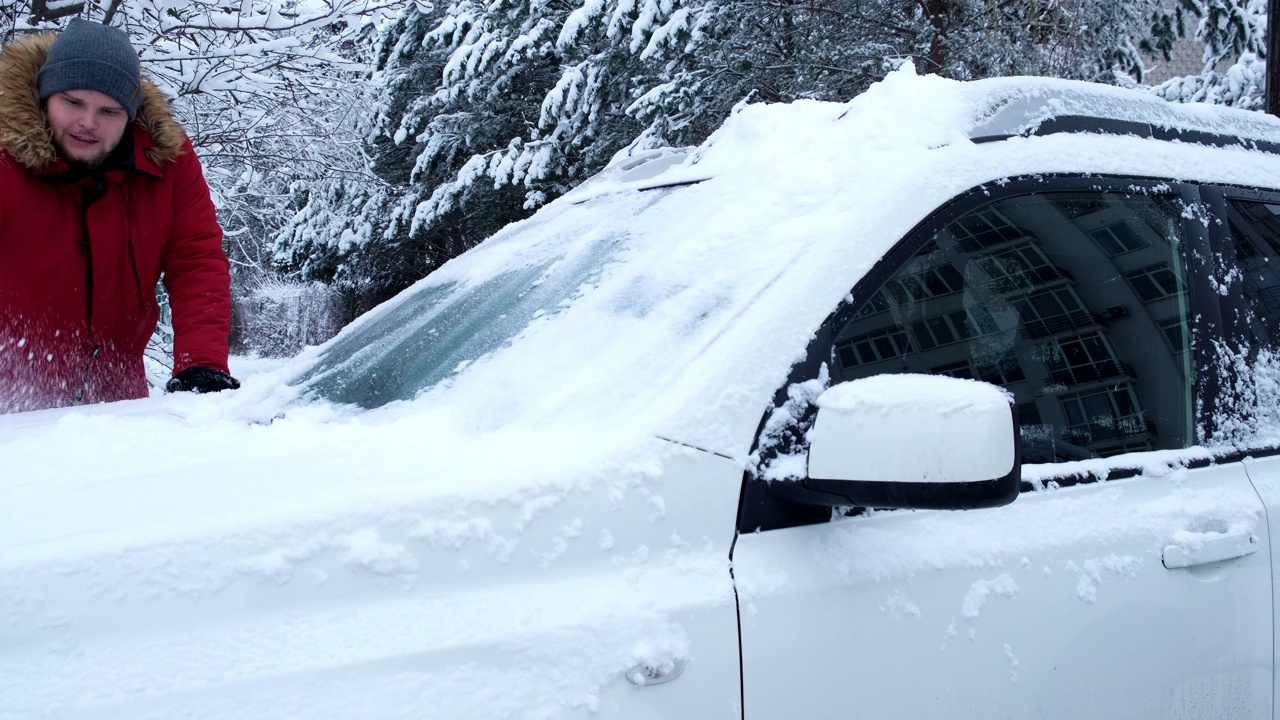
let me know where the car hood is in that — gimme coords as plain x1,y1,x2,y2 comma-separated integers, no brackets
0,394,744,718
0,389,673,562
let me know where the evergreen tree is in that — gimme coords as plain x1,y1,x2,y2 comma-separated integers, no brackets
277,0,1175,313
275,3,566,312
1151,0,1267,110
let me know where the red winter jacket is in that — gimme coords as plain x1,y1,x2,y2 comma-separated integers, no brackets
0,34,231,413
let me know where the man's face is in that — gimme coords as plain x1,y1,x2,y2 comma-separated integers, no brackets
45,90,130,169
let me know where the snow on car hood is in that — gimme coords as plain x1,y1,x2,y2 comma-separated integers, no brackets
1,392,743,718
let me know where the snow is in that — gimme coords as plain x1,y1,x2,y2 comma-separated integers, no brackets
558,0,606,49
6,66,1280,717
809,374,1016,484
816,373,1012,415
805,469,1264,583
1067,555,1143,602
961,574,1019,620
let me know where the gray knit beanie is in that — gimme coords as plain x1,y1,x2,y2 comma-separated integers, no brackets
37,18,142,121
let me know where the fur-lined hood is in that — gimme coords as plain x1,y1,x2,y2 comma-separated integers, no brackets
0,32,185,172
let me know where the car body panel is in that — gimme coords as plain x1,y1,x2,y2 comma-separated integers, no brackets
1243,456,1280,720
735,464,1272,719
1,438,743,718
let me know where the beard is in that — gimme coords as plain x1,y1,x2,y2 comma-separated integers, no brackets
54,139,113,170
52,131,131,176
61,155,104,173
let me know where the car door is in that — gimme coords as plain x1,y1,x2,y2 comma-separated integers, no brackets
731,179,1272,720
1205,187,1280,720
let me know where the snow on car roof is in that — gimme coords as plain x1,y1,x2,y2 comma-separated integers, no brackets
570,72,1280,203
964,75,1280,148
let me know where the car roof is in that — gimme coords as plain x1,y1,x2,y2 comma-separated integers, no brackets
562,72,1280,205
965,76,1280,152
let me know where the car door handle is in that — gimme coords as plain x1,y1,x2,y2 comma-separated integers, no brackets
1162,529,1259,570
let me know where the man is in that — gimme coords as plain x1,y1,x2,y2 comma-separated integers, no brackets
0,18,239,414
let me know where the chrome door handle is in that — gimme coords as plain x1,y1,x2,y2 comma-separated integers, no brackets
1163,529,1259,569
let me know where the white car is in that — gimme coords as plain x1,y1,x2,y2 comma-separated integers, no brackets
5,66,1280,719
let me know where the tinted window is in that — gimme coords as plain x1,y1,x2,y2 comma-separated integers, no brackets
1218,199,1280,445
831,192,1193,463
1228,200,1280,345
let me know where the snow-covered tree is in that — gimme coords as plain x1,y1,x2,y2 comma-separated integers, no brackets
274,1,652,308
1152,0,1267,110
108,1,394,276
114,0,402,353
931,0,1160,82
273,4,545,308
278,0,1177,312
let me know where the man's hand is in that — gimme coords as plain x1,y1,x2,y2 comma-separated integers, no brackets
165,366,241,394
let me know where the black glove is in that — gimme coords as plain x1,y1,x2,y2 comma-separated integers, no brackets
165,366,241,394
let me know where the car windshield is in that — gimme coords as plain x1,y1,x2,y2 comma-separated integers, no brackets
292,193,652,408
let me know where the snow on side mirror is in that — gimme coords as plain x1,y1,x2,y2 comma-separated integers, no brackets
804,374,1020,510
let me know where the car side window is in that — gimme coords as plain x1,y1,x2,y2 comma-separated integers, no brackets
1227,199,1280,340
1218,198,1280,445
831,192,1194,464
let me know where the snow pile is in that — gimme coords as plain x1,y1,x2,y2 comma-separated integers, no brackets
809,374,1015,484
815,373,1012,416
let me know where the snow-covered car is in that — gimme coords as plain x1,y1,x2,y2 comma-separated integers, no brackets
6,66,1280,719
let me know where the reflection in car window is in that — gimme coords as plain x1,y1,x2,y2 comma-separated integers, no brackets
831,193,1193,464
1229,200,1280,346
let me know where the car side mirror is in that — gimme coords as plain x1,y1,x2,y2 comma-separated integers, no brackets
803,374,1020,510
